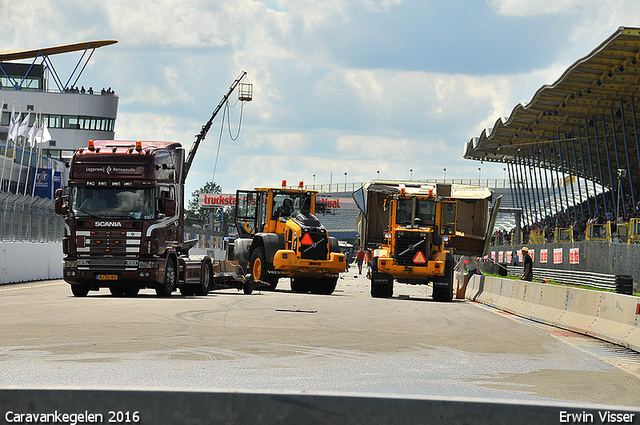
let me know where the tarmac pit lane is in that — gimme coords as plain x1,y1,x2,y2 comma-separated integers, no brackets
0,272,639,407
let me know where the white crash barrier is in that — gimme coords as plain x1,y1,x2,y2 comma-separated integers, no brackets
0,242,63,284
0,388,639,425
467,275,640,352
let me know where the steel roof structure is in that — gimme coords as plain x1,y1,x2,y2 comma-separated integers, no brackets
0,40,117,93
464,26,640,222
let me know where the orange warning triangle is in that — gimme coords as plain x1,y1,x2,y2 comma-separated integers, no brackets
413,251,427,264
300,233,314,246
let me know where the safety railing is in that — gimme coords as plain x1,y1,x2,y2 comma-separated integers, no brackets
529,229,545,244
630,218,640,243
553,227,573,243
297,179,512,193
586,223,609,241
506,265,617,290
0,192,63,242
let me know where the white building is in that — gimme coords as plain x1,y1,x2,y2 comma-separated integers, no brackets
0,40,119,195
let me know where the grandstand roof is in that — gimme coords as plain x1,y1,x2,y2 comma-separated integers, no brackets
464,26,640,189
0,40,117,62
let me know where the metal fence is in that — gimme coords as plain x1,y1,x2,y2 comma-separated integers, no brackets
0,192,63,242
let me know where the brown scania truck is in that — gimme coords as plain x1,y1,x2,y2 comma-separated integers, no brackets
55,139,220,297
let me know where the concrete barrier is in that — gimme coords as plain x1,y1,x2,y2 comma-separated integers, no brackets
1,388,639,425
467,275,640,353
0,242,63,284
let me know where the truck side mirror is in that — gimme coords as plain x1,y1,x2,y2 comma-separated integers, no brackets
54,188,68,215
164,198,177,216
54,197,68,216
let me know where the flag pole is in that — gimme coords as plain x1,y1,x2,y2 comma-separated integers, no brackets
24,112,37,196
0,98,7,192
16,111,30,195
32,115,43,197
7,103,20,193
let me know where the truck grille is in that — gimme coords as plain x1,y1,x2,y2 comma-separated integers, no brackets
76,230,141,257
394,230,430,266
299,229,328,260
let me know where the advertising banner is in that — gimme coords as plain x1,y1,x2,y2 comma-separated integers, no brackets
553,248,563,264
540,249,548,264
569,247,580,264
33,168,52,199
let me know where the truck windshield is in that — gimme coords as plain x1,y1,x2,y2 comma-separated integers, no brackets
396,198,436,226
272,192,312,219
69,187,155,219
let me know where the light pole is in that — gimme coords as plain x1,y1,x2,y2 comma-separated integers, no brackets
617,169,626,218
344,172,347,190
410,169,413,181
376,170,380,180
478,167,481,180
313,174,316,187
443,168,446,181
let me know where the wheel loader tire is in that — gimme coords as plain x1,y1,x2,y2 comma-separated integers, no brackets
310,276,337,295
432,253,454,302
370,272,393,298
290,277,311,293
250,247,278,290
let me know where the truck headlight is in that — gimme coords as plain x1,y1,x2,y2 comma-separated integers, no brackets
139,261,158,269
65,260,77,268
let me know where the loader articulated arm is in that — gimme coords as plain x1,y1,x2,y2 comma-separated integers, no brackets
182,71,248,182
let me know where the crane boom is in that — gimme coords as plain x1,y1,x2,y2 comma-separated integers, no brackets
182,71,248,181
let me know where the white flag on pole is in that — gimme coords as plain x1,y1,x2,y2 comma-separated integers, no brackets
8,104,17,142
10,111,22,143
27,121,37,148
41,120,52,143
17,112,30,138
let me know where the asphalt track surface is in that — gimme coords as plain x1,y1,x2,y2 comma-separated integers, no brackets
1,268,639,407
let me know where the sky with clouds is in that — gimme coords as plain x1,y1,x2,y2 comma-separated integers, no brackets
2,0,638,197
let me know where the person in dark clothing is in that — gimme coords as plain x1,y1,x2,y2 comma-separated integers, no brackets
521,247,533,281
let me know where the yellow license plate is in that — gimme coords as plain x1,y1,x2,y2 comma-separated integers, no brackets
97,274,118,280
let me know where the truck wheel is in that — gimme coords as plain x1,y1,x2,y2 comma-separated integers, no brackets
310,277,337,295
250,247,278,290
71,285,90,297
180,286,195,296
290,278,311,293
195,260,213,296
156,256,176,297
243,278,254,295
432,253,454,302
370,272,393,298
109,286,126,296
124,287,140,296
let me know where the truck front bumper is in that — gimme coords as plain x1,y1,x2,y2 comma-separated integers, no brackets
377,258,445,282
272,251,346,277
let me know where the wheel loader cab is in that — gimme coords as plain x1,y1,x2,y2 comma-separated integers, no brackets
262,188,316,234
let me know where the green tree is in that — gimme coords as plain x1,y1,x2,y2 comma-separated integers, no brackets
186,181,222,222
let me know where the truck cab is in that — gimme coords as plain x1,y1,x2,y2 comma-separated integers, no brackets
55,140,213,297
233,182,346,295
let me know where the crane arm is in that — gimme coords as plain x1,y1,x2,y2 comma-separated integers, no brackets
182,71,247,182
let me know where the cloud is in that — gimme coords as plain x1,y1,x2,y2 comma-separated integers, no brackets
2,0,638,198
488,0,587,16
